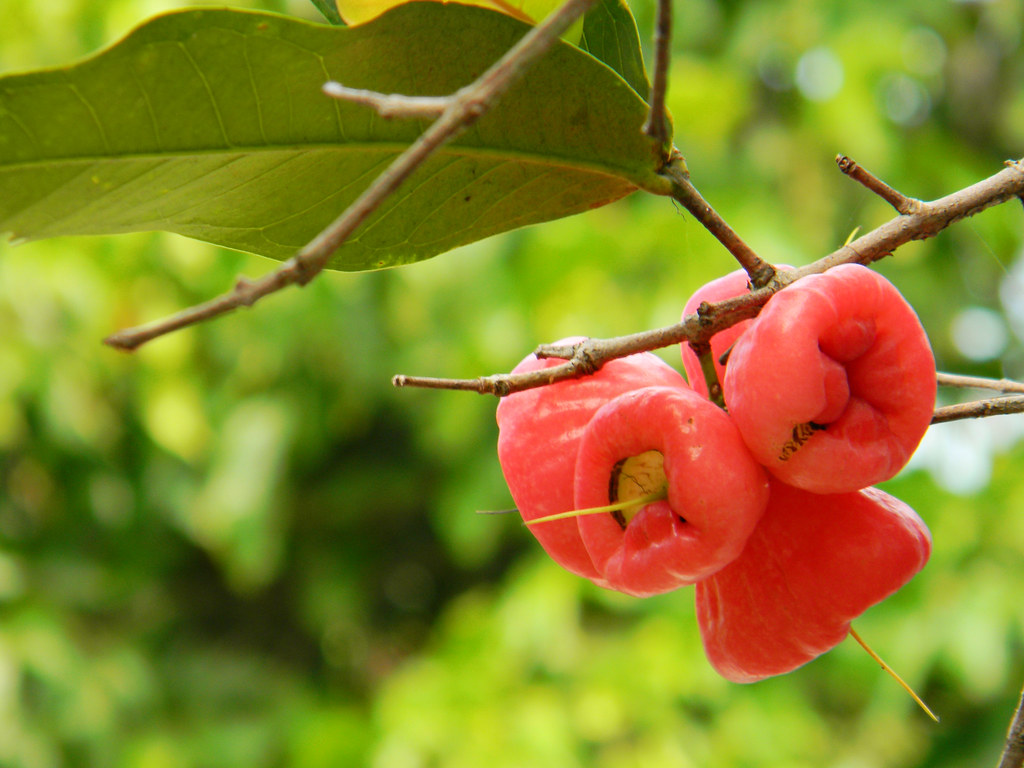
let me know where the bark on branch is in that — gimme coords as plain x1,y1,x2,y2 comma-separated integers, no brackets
395,157,1024,397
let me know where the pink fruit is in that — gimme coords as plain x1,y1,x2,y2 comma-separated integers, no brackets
573,386,770,596
722,264,935,494
696,478,931,682
680,267,792,397
496,339,688,584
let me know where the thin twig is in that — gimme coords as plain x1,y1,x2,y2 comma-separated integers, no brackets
936,372,1024,394
103,0,599,351
837,155,923,215
321,83,450,119
931,395,1024,424
663,155,777,287
394,157,1024,397
691,339,724,407
642,0,672,147
997,683,1024,768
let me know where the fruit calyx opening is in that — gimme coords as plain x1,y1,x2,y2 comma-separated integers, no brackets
609,450,669,528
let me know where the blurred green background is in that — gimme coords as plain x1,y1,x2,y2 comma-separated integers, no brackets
1,0,1023,766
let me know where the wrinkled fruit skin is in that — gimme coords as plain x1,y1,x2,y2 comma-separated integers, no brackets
723,264,936,494
574,386,770,596
695,478,932,682
680,267,791,397
496,339,687,585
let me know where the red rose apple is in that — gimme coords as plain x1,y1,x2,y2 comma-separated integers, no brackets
696,478,931,682
573,386,770,596
723,264,935,493
496,339,688,585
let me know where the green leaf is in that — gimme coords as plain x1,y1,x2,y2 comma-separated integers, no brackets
579,0,649,101
309,0,345,26
0,4,668,271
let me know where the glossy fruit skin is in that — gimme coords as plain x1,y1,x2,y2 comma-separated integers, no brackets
723,264,936,494
573,386,770,596
496,339,688,585
680,267,791,397
695,478,931,682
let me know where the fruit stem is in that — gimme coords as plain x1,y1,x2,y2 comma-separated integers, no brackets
849,626,939,722
690,340,726,409
524,488,668,526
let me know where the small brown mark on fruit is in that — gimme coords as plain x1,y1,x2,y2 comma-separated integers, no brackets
778,421,827,461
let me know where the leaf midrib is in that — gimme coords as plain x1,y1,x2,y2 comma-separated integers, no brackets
0,141,652,185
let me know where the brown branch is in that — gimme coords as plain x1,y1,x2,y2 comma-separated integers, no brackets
394,157,1024,397
641,0,671,147
997,683,1024,768
103,0,599,351
663,155,777,287
930,395,1024,424
806,159,1024,273
937,372,1024,394
836,155,922,215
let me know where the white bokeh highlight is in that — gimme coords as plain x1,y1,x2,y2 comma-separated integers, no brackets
950,306,1008,362
795,48,844,102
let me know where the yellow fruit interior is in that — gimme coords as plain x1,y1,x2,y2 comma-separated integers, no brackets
609,450,667,528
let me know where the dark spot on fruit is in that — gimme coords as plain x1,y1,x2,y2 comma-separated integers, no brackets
778,421,826,461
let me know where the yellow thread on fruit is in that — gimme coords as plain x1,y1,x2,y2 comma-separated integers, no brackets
849,627,939,722
524,488,667,526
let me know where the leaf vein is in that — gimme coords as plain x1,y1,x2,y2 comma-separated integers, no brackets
177,42,232,147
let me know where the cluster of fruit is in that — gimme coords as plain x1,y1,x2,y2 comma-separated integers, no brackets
496,264,936,682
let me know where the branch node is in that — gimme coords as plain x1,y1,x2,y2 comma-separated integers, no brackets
572,350,597,377
748,261,778,290
232,276,263,306
490,377,512,397
453,85,489,120
696,301,715,325
290,256,322,287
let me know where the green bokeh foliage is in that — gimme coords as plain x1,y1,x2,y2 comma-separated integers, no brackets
0,0,1023,766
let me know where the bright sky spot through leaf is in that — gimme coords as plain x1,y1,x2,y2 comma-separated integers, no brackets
337,0,551,27
0,4,667,271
